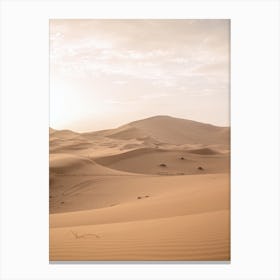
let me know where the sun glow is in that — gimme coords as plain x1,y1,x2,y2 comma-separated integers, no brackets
50,81,108,130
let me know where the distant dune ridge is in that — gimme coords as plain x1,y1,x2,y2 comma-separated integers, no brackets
49,115,230,261
84,115,230,145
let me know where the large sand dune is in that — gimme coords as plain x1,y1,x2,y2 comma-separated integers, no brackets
49,115,230,261
88,115,230,145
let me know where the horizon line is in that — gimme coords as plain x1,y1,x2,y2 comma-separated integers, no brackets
50,114,230,134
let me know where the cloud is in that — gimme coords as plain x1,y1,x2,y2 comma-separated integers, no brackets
50,19,229,100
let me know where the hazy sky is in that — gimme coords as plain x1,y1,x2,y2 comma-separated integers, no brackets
50,19,230,132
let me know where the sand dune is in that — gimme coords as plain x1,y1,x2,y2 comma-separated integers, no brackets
92,115,230,145
50,115,230,261
95,147,229,175
50,173,229,224
50,128,80,139
49,153,131,176
49,154,137,213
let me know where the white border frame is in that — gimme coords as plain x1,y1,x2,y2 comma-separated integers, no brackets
1,0,279,279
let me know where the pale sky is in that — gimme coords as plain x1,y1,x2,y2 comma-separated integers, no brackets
50,19,230,132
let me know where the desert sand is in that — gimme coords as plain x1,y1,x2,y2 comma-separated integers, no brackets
49,115,230,261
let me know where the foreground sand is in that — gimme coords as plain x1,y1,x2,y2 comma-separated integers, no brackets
50,174,230,261
49,116,230,261
50,211,229,261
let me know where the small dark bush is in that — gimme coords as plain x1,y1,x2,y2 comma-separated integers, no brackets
137,196,142,199
197,166,204,170
159,163,167,167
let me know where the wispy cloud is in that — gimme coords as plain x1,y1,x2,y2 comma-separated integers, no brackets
50,20,229,93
